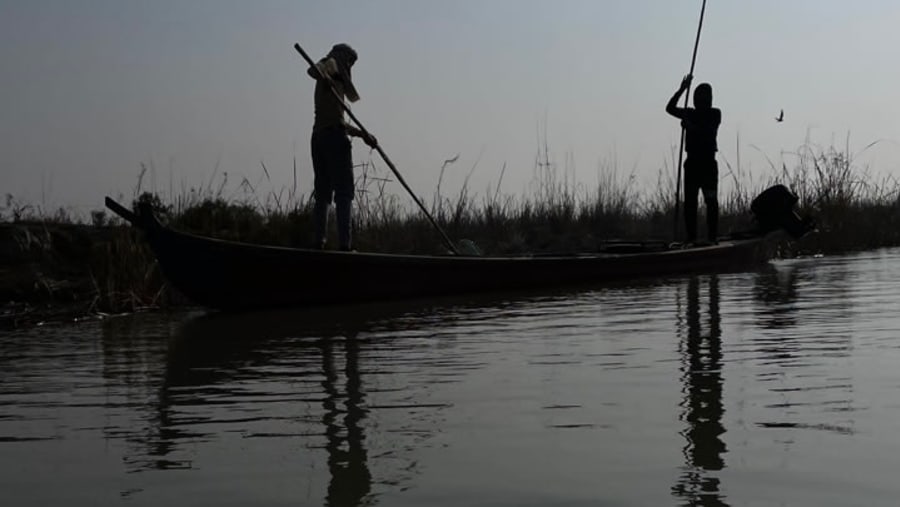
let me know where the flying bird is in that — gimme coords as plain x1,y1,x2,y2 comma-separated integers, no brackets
775,109,784,122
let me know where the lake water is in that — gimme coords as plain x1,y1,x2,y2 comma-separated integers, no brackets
3,249,900,506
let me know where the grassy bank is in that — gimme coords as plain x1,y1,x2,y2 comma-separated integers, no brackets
3,140,899,323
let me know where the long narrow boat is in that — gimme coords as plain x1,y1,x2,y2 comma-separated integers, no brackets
105,187,806,311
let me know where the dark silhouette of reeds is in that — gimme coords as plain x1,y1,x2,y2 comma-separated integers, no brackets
3,137,899,317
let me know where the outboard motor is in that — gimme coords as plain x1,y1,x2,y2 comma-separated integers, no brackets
751,185,814,239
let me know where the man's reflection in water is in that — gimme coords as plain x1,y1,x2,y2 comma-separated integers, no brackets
320,335,372,507
111,315,378,506
672,275,729,507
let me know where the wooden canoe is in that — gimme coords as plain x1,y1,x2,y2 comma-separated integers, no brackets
105,197,773,311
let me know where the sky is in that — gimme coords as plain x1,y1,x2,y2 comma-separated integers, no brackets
2,0,900,214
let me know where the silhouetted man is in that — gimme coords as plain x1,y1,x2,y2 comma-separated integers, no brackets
666,75,721,244
308,43,377,251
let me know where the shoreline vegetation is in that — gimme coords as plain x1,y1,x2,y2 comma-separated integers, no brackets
3,140,900,327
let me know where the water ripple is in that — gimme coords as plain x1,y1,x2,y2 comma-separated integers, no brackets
3,250,900,505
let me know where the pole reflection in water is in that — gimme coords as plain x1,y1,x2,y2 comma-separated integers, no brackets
672,275,728,507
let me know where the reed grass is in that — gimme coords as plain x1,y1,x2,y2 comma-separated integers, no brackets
3,137,900,316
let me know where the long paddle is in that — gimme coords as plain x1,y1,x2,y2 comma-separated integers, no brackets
673,0,708,241
294,43,460,255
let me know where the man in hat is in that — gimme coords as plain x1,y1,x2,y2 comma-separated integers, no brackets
308,43,377,251
666,74,721,245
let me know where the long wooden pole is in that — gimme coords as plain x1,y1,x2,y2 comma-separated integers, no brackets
294,43,460,255
674,0,708,241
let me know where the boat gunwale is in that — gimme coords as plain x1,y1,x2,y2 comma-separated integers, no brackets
151,224,760,263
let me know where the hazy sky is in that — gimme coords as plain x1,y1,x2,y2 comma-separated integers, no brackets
3,0,900,213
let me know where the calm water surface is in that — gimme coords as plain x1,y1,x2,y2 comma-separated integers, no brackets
3,249,900,506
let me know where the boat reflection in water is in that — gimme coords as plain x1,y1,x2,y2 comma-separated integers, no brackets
672,275,729,506
105,298,481,506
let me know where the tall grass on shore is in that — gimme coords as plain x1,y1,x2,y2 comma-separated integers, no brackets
779,139,900,252
3,139,900,315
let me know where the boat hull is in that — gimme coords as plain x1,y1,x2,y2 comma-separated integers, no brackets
143,226,770,311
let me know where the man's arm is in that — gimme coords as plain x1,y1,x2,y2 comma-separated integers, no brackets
666,75,693,119
307,58,339,81
346,125,378,148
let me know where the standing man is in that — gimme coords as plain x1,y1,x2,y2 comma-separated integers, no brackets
308,43,377,251
666,75,721,245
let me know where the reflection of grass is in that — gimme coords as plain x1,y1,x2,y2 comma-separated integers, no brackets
3,139,900,317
